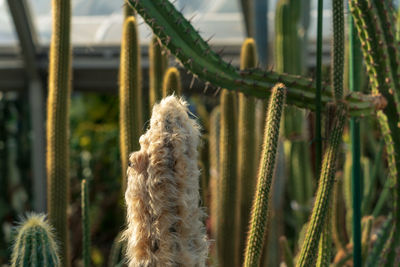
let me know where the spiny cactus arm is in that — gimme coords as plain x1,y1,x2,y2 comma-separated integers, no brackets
236,38,257,263
243,83,286,267
280,236,294,267
316,206,332,267
81,179,90,267
126,0,382,116
350,1,400,262
372,0,400,96
119,16,142,195
46,0,71,265
11,214,60,267
332,0,344,100
217,90,237,267
296,103,347,267
149,36,168,108
162,67,181,97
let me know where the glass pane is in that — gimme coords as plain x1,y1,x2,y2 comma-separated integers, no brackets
0,0,18,45
28,0,245,45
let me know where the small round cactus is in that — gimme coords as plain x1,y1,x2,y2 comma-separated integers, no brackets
123,96,208,267
11,213,60,267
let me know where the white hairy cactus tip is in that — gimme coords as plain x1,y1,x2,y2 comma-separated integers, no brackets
123,95,209,267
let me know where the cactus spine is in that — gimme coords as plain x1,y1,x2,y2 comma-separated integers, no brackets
81,179,90,267
235,38,257,264
149,36,168,107
46,0,71,264
127,0,382,116
119,16,142,195
243,83,287,267
123,96,208,267
162,67,182,97
217,90,237,267
11,214,60,266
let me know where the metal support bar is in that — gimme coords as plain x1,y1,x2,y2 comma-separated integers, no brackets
7,0,46,212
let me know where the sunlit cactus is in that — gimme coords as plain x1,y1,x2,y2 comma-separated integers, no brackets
11,214,60,267
119,16,142,195
162,67,182,97
122,96,208,267
46,0,71,265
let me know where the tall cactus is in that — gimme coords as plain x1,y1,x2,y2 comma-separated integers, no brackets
11,214,60,266
162,67,182,97
296,103,347,267
46,0,71,265
217,90,237,267
350,1,400,264
119,16,142,195
126,0,382,116
235,38,257,264
209,107,221,240
243,83,287,267
122,96,208,266
81,179,90,267
149,36,168,108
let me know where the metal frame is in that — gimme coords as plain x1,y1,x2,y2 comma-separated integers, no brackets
6,0,46,212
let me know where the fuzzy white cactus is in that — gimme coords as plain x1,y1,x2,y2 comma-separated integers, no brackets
123,96,208,267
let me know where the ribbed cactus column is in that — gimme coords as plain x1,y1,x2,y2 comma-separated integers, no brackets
46,0,71,265
162,67,182,97
209,107,221,240
235,38,257,264
243,83,287,267
149,36,168,108
11,214,60,266
296,103,348,267
217,90,237,267
123,96,208,267
119,16,142,195
81,179,90,267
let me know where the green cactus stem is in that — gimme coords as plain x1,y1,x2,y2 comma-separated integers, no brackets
162,67,182,97
119,16,142,195
126,0,382,116
235,38,258,264
279,236,294,267
123,96,208,266
315,207,332,267
296,102,347,267
11,214,60,267
366,215,393,267
332,0,344,100
81,179,90,267
108,232,126,267
350,1,400,263
149,36,168,108
46,0,71,265
217,89,237,267
243,83,286,267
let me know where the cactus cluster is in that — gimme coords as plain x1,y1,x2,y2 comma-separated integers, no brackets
6,0,400,266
